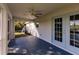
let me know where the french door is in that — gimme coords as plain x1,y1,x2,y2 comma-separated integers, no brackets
52,17,65,48
52,14,79,54
68,14,79,54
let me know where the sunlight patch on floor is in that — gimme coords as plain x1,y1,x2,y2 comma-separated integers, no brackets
46,51,54,55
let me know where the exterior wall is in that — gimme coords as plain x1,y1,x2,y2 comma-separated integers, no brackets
6,4,15,40
0,6,3,54
8,17,15,40
38,16,52,43
0,4,8,55
38,4,79,54
0,4,13,55
38,4,79,43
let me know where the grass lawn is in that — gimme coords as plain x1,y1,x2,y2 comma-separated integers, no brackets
15,32,26,38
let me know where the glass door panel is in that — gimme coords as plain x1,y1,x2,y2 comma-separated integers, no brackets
55,18,62,42
70,14,79,48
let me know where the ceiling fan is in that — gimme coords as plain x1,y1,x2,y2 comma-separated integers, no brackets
25,9,43,20
31,9,43,17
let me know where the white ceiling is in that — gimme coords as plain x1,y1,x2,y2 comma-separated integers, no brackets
7,3,73,19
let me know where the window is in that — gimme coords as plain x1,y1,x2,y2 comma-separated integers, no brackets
55,18,62,42
70,14,79,48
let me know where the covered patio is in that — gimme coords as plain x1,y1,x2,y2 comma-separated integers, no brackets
1,3,79,55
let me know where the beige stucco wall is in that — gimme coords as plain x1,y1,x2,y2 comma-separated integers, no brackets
38,4,79,44
0,4,13,55
8,18,15,40
38,16,52,43
6,4,15,40
0,5,3,54
0,4,8,55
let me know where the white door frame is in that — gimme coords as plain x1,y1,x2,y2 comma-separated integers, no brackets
52,16,66,48
65,12,79,54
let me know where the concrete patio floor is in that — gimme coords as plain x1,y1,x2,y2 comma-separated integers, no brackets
8,35,71,55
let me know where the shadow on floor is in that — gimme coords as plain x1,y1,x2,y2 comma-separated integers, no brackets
8,35,72,55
